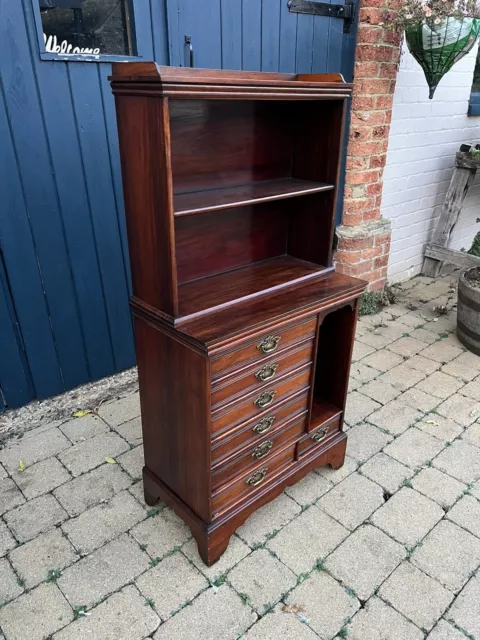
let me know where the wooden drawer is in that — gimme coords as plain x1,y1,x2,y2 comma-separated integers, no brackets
211,340,314,410
211,365,311,437
211,442,297,516
211,317,317,379
211,391,309,461
212,414,306,490
296,416,342,460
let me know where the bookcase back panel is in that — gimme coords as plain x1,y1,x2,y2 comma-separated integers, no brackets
169,100,296,193
175,203,288,283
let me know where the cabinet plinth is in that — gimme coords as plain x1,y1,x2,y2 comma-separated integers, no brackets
111,63,366,566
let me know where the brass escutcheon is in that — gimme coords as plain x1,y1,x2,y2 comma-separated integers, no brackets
246,467,268,486
252,440,273,459
312,427,329,442
257,335,281,354
255,363,278,382
252,415,275,434
254,390,276,408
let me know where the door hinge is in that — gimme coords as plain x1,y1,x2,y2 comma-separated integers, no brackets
288,0,356,33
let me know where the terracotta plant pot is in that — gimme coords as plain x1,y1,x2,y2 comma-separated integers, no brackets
457,267,480,355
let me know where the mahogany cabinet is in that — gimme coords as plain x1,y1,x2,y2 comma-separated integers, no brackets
110,64,366,566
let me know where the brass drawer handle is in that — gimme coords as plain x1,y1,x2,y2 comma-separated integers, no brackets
252,440,273,460
252,415,275,434
257,335,281,354
254,391,276,408
255,363,278,382
312,427,329,443
246,467,268,486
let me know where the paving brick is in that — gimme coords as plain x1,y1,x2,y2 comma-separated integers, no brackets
379,562,453,630
57,534,149,608
54,463,133,516
346,596,424,640
459,377,480,400
416,414,464,442
428,619,469,640
284,471,333,506
0,583,73,640
112,416,142,446
357,331,392,349
367,400,424,436
136,551,207,619
346,423,392,462
0,462,7,479
415,371,463,400
53,585,160,640
58,432,130,477
266,505,348,575
463,422,480,448
384,427,444,468
412,467,465,508
11,457,70,500
360,452,413,494
285,570,359,638
357,379,401,404
317,472,384,530
182,535,251,582
447,495,480,539
350,362,381,383
59,414,109,443
380,362,427,391
388,336,428,357
317,454,358,484
412,520,480,592
4,494,67,543
0,521,16,557
97,393,141,426
344,391,381,425
227,548,296,613
371,487,444,546
421,342,463,364
434,440,480,483
470,478,480,501
0,478,25,516
0,428,71,473
406,354,440,375
9,527,77,589
360,349,404,372
325,525,406,600
243,604,318,640
236,493,301,547
410,327,438,344
441,351,480,381
117,445,144,480
130,507,191,558
376,321,417,341
448,574,480,640
352,341,376,362
398,387,439,413
0,557,24,602
153,585,257,640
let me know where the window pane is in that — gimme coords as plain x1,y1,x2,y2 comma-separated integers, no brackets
472,45,480,93
39,0,134,56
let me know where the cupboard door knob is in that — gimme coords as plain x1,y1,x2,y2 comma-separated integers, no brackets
252,440,273,459
312,427,329,442
255,363,278,382
246,467,268,486
252,415,275,434
257,335,281,354
254,390,276,408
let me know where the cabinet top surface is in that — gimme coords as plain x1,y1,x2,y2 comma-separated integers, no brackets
109,63,353,97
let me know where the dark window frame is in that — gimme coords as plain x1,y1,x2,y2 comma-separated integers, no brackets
31,0,140,62
468,43,480,116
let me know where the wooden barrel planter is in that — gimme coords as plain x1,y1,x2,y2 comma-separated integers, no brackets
457,267,480,355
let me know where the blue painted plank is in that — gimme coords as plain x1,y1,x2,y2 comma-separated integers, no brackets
132,0,155,59
68,63,135,372
295,13,314,73
150,0,170,63
0,1,90,394
242,0,261,70
165,0,182,66
221,0,242,69
173,0,222,68
0,260,33,409
279,0,298,73
312,16,329,74
261,0,281,72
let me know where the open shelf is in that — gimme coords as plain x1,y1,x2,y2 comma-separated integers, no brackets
173,178,334,217
310,400,342,431
178,255,329,319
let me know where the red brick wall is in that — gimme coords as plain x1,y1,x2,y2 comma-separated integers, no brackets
335,0,402,290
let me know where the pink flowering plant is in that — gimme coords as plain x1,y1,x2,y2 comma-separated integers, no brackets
384,0,480,29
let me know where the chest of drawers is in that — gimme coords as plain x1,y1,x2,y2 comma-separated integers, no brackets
111,64,366,565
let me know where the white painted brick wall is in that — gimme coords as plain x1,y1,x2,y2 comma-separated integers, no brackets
381,40,480,283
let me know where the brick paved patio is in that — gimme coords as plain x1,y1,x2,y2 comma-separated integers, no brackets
1,273,480,640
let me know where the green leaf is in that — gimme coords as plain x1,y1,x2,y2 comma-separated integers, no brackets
73,410,92,418
104,457,116,464
18,460,25,472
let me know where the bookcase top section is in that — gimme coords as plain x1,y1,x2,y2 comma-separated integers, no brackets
110,63,353,100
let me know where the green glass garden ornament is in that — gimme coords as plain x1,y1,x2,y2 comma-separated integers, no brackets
405,17,480,98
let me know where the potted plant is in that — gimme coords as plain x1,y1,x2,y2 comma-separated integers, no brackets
385,0,480,98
